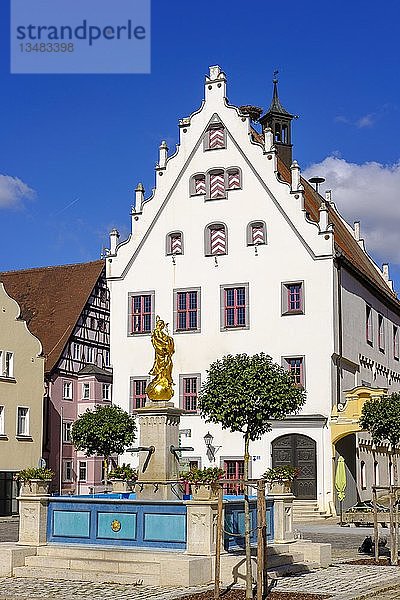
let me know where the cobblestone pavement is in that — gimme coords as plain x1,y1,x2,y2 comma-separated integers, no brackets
273,563,400,599
0,578,211,600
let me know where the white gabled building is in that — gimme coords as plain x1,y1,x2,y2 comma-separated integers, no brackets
107,66,400,515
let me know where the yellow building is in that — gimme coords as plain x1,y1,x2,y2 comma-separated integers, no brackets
0,283,44,515
331,386,392,510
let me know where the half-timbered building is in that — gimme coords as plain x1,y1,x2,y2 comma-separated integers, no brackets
0,260,111,496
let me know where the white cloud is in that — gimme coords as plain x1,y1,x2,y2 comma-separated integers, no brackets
0,174,35,209
356,113,375,128
303,157,400,266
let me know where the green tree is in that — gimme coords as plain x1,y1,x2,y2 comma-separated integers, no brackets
71,405,137,484
199,353,306,600
359,393,400,564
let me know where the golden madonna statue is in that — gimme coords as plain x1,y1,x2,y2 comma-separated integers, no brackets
146,316,175,401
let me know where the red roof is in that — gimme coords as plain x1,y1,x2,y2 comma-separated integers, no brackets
0,260,104,373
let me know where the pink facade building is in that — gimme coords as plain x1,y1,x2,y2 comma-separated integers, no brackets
1,260,111,495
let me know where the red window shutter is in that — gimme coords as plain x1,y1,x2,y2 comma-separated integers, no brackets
209,126,225,149
170,234,182,254
227,170,240,189
195,176,206,194
210,172,225,198
210,227,226,255
252,225,265,245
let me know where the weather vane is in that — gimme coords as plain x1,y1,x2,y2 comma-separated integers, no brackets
273,69,279,82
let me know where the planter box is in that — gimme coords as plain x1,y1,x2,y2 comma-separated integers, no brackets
110,479,134,493
268,480,292,494
192,484,219,501
20,479,51,497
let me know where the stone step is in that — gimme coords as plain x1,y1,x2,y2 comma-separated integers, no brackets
36,545,171,561
13,566,153,585
24,555,161,574
265,552,305,568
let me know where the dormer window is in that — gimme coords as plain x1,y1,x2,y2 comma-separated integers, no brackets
204,124,226,150
166,231,183,255
247,221,267,246
227,168,241,190
205,223,227,256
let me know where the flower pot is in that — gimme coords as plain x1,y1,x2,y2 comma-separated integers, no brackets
192,483,219,501
110,479,132,493
20,479,51,496
268,480,292,494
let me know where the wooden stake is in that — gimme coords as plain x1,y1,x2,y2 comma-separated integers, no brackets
389,488,396,565
372,486,379,562
214,483,223,600
257,480,264,600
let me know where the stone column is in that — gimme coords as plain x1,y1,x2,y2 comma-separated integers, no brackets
135,401,184,500
186,499,219,556
18,495,49,546
269,493,295,543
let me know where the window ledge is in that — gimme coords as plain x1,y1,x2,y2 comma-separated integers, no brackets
282,310,304,316
221,326,250,332
0,376,16,383
16,435,33,441
0,435,8,440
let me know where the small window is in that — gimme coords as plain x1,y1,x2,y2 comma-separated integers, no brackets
190,174,206,195
128,291,154,335
174,288,201,333
166,231,184,255
98,319,106,332
283,356,305,387
394,325,399,360
378,314,385,352
224,460,245,495
130,377,148,411
104,350,110,367
17,407,29,436
247,221,267,246
62,421,72,443
63,460,73,483
374,461,380,486
72,343,80,361
366,305,373,345
180,374,200,412
205,124,226,150
205,223,227,256
0,406,4,435
221,284,249,330
86,346,94,364
78,461,87,482
226,168,241,190
282,281,304,315
102,383,111,401
61,380,72,400
82,383,90,399
3,352,14,378
209,169,226,199
360,461,367,490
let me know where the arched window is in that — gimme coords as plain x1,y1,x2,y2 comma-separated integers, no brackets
247,221,267,246
226,168,241,190
208,169,225,199
204,124,226,150
166,231,183,255
190,173,206,196
205,223,227,256
360,461,366,490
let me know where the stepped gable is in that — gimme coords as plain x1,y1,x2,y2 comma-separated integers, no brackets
0,260,104,373
277,157,398,303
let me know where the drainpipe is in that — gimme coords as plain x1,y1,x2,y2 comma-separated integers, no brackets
336,258,343,407
59,406,63,495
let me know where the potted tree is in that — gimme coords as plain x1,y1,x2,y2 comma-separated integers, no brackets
108,464,138,493
180,467,225,501
263,465,299,494
16,467,54,496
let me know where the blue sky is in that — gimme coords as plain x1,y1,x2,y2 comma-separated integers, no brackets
1,0,399,291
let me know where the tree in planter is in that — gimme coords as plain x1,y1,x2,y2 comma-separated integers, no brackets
359,393,400,563
199,353,306,600
71,405,137,485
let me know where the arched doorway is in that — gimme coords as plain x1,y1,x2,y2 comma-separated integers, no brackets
272,434,317,499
